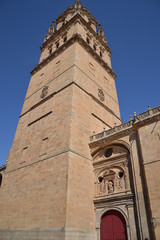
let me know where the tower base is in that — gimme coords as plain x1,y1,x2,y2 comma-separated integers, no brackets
0,228,96,240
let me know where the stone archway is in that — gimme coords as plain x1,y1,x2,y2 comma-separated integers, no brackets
100,210,128,240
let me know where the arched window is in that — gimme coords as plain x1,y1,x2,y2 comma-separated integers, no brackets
100,51,103,58
49,48,52,55
0,173,2,187
86,37,90,45
56,42,59,49
64,36,67,43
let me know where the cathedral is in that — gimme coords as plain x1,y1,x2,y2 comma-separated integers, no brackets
0,1,160,239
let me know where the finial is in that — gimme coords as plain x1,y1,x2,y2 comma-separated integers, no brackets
134,112,138,122
148,105,153,115
48,19,56,35
97,23,107,43
76,0,81,4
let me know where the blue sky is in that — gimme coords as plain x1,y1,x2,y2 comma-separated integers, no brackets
0,0,159,166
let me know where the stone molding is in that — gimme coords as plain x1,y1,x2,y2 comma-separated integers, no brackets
31,33,115,79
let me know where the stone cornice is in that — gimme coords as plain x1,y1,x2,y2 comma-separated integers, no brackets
31,33,115,78
90,106,160,145
94,191,133,205
41,14,111,54
0,165,6,172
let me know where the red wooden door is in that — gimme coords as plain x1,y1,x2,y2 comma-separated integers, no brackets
100,210,127,240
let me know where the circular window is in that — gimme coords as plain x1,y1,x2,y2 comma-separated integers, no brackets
119,171,124,178
104,148,113,158
98,176,103,183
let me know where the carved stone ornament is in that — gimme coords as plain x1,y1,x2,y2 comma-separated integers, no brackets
98,88,105,102
41,86,49,99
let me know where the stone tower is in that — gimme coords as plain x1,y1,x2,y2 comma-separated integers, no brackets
0,1,121,239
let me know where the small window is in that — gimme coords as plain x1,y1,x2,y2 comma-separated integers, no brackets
56,42,59,49
93,44,96,51
90,62,94,67
64,36,67,43
49,48,52,55
100,51,103,58
56,60,60,65
40,137,48,156
86,37,90,45
0,173,2,187
21,146,28,162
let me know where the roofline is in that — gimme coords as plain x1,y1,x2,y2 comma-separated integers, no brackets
89,105,160,146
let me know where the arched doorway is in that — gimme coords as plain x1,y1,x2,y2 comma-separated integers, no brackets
100,210,128,240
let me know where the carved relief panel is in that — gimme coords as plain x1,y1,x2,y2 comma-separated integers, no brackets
93,145,131,198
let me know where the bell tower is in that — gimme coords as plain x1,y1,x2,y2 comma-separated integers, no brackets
0,1,121,239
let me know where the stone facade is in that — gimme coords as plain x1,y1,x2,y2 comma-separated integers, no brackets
90,106,160,240
0,1,120,240
0,1,159,240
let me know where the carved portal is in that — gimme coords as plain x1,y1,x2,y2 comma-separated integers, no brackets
94,146,130,197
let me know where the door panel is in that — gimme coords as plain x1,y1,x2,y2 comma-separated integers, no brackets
100,210,127,240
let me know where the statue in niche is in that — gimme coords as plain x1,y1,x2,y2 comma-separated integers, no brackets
117,176,123,190
108,180,114,194
99,183,104,195
104,180,108,195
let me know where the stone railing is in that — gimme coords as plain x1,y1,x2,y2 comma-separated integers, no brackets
90,105,160,142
